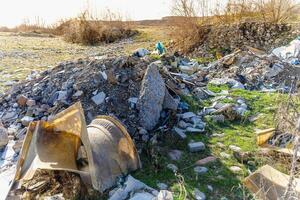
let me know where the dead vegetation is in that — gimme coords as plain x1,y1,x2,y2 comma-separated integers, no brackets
169,0,300,53
58,10,137,45
1,10,137,46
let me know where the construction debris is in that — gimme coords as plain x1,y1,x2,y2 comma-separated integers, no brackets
244,165,300,200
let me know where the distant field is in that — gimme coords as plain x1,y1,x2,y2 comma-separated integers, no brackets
0,25,171,93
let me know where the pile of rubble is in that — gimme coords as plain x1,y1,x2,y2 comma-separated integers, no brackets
192,22,299,58
0,39,299,199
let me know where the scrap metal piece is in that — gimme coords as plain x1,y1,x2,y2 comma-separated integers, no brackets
86,116,141,192
244,165,300,200
9,102,141,197
256,128,275,146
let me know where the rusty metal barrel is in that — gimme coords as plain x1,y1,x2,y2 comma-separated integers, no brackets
86,116,141,192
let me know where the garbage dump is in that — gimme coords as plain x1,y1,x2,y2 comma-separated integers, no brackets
5,102,141,199
1,40,300,199
272,36,300,65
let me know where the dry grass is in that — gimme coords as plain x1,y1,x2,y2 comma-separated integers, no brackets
169,0,300,53
57,11,138,45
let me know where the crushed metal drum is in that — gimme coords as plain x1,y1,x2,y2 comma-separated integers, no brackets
7,102,141,199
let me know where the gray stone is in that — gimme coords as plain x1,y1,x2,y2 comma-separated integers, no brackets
186,127,205,133
0,126,9,148
181,112,196,119
229,145,241,152
1,111,17,121
44,194,65,200
138,63,165,130
157,183,168,190
168,150,183,161
211,115,225,123
73,90,83,98
194,166,208,175
178,120,188,129
207,185,213,192
173,127,187,139
163,89,179,110
193,87,210,100
167,164,178,172
188,142,205,152
26,99,36,107
92,92,106,105
220,152,230,159
194,188,206,200
230,166,242,173
21,116,34,126
156,190,173,200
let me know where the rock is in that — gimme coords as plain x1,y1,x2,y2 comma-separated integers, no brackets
220,152,230,159
233,151,252,163
195,156,217,165
188,142,205,152
138,63,166,130
168,150,183,161
192,88,211,100
178,120,188,129
156,190,173,200
138,127,148,135
179,65,196,75
194,188,206,200
229,166,242,173
17,95,28,106
129,97,138,108
229,145,241,152
173,127,187,139
186,127,204,133
194,166,208,175
211,115,225,123
26,99,36,107
209,78,244,89
44,194,65,200
167,164,178,172
2,111,17,122
21,116,34,126
130,192,155,200
181,112,196,119
157,183,168,190
207,185,213,192
109,175,157,200
0,126,9,148
73,90,84,98
133,48,150,57
163,89,179,110
92,92,106,105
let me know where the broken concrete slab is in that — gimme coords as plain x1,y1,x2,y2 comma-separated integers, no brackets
195,156,217,165
91,92,106,105
173,127,187,139
138,63,166,130
188,142,205,152
163,89,179,111
109,175,157,200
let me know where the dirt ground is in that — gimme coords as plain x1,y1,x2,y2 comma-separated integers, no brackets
0,25,170,93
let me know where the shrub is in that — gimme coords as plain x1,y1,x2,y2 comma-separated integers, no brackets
58,11,137,45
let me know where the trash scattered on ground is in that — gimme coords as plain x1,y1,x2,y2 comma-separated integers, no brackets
244,165,300,199
0,38,300,199
272,36,300,64
6,102,141,199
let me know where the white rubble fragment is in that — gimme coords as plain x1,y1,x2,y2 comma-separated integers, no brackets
92,92,106,105
188,142,205,152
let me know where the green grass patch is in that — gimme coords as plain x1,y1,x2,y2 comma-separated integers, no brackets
134,88,290,199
